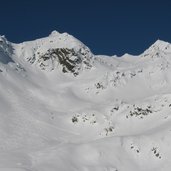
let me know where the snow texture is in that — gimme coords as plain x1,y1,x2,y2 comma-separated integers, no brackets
0,31,171,171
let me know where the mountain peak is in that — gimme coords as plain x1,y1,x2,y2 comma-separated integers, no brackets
141,39,171,58
48,30,71,40
49,30,61,37
0,35,7,44
0,35,13,64
13,31,93,75
149,39,171,51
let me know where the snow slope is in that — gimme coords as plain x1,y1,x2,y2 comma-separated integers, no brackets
0,31,171,171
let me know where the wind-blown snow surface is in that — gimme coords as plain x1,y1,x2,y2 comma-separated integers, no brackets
0,31,171,171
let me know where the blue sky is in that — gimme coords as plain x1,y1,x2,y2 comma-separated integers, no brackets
0,0,171,56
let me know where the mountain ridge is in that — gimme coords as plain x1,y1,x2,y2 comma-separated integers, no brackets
1,31,171,59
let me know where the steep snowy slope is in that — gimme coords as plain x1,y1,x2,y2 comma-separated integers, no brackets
0,31,171,171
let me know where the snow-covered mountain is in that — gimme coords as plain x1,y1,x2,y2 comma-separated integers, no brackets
0,31,171,171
